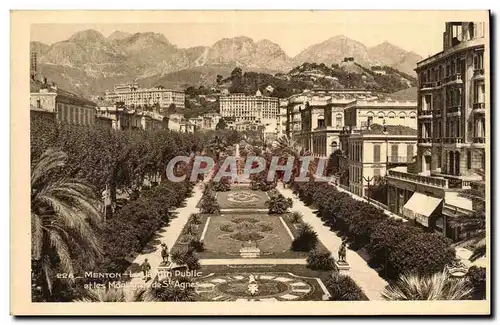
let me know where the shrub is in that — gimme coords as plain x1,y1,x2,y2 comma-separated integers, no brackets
265,193,293,214
307,250,337,271
324,274,369,301
467,266,487,300
188,239,205,253
171,248,200,270
212,177,231,192
292,180,456,279
189,213,202,225
291,223,318,252
289,212,303,224
199,193,220,215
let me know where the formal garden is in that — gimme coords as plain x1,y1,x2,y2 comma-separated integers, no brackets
30,115,487,302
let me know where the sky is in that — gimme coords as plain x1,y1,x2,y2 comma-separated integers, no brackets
29,11,487,58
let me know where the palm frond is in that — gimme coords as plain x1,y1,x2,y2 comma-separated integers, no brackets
31,149,67,187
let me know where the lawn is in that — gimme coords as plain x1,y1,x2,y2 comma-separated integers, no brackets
216,188,270,209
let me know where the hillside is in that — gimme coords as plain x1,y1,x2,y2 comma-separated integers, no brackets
31,30,422,97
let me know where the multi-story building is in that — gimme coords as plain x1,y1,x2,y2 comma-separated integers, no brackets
344,125,417,197
30,80,98,126
219,90,279,128
277,100,288,137
96,105,166,131
385,21,488,240
344,100,417,130
105,83,185,110
199,112,221,130
285,89,377,157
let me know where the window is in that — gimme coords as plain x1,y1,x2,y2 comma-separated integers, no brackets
467,150,472,169
367,116,373,126
374,168,381,177
373,144,381,163
391,144,399,161
36,99,41,108
407,145,414,162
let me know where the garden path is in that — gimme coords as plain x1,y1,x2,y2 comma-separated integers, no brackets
280,187,388,301
200,258,307,265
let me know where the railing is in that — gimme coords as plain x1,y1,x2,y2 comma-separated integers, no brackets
418,110,433,117
473,137,486,143
442,73,463,85
420,82,438,89
473,102,485,111
434,138,442,143
418,138,432,144
447,105,461,114
387,156,413,163
387,170,448,188
443,137,464,144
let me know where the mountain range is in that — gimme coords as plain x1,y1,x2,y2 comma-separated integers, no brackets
30,30,423,96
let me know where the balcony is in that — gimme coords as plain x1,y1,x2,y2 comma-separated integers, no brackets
418,138,432,145
472,102,485,114
442,73,463,86
473,68,485,79
447,105,461,116
418,110,433,118
420,81,438,90
443,137,464,144
387,156,413,163
387,170,448,188
473,137,485,144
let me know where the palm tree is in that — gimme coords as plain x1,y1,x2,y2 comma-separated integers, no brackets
449,169,486,261
31,149,103,298
133,276,196,302
74,287,127,302
382,271,473,301
207,135,228,161
274,134,317,183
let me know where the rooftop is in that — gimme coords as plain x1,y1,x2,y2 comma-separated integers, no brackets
31,79,96,107
358,124,418,136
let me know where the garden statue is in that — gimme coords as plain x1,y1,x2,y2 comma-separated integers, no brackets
338,241,347,263
248,274,259,296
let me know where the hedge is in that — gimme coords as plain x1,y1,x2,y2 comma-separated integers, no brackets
291,181,455,279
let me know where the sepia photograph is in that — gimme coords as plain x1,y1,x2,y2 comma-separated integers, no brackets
10,10,490,315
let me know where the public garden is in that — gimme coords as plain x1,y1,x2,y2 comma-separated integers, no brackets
30,117,487,303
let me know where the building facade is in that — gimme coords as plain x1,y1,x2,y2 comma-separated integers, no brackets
201,112,222,130
219,90,279,128
346,128,417,197
385,21,488,240
344,100,417,130
105,83,185,110
286,89,378,157
31,81,98,126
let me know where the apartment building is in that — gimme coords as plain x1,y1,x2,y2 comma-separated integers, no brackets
386,21,488,240
285,89,378,157
30,80,98,126
201,112,222,130
342,125,417,197
219,90,279,128
105,83,185,110
344,100,417,130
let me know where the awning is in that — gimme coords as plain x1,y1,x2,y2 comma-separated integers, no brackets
402,192,443,227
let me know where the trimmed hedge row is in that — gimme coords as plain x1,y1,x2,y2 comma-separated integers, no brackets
292,181,455,279
98,181,194,274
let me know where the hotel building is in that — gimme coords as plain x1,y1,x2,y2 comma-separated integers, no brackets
385,21,487,239
219,90,279,128
105,83,185,110
285,89,378,157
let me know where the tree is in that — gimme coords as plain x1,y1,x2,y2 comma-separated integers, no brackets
265,193,293,214
291,223,318,252
74,287,127,302
306,249,336,271
466,266,487,300
367,176,387,205
216,74,224,85
167,103,176,115
382,271,473,300
215,118,227,131
449,169,486,261
31,149,103,299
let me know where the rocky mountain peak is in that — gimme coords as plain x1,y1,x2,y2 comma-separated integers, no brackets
68,29,106,43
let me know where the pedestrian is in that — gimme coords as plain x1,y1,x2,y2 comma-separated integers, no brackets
141,258,151,281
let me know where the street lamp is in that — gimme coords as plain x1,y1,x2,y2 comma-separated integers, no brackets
363,175,374,202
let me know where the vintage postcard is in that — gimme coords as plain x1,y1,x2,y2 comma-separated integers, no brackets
11,10,490,315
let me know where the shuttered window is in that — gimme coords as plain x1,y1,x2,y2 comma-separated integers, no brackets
373,144,381,162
